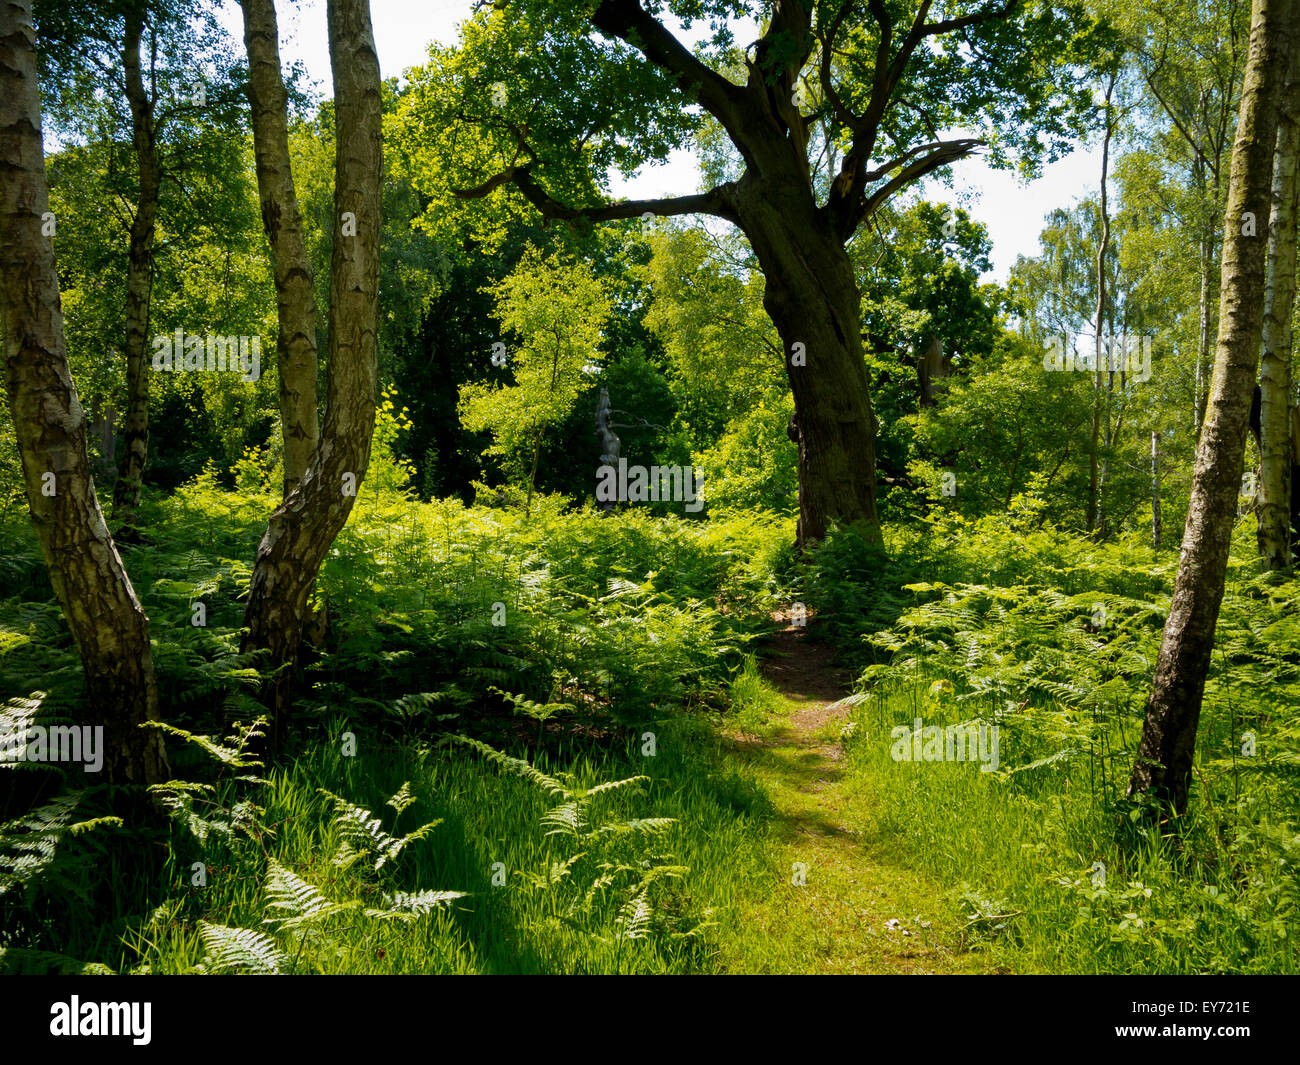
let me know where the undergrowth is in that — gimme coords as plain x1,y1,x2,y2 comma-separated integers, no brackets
820,503,1300,973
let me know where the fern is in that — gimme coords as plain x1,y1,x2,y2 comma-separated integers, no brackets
140,718,264,770
194,803,465,972
597,817,676,837
146,717,269,845
614,889,654,941
540,801,585,838
386,781,416,816
0,691,43,770
448,734,571,798
197,921,288,974
367,889,467,920
456,735,695,946
319,783,442,874
262,859,359,930
0,791,121,900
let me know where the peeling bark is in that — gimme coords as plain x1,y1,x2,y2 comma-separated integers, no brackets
239,0,321,496
1129,0,1296,816
240,0,382,751
0,0,167,784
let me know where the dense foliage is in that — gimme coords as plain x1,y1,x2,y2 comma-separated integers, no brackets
2,0,1297,979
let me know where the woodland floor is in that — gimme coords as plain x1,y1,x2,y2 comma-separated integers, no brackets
715,613,1001,974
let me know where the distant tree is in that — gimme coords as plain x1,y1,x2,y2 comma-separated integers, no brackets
907,333,1093,524
402,0,1103,546
854,200,1004,486
1102,0,1250,431
34,0,247,531
638,225,780,449
459,246,611,515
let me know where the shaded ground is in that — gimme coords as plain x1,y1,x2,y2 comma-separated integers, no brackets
715,610,991,974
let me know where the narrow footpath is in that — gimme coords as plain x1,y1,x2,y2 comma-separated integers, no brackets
716,610,994,974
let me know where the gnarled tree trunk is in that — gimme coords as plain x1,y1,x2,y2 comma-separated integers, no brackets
240,0,382,752
0,0,167,784
734,172,879,548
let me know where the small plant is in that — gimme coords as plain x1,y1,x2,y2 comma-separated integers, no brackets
144,716,270,846
317,781,444,876
194,783,466,974
450,735,710,953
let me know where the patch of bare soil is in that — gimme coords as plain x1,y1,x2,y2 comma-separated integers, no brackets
758,610,855,746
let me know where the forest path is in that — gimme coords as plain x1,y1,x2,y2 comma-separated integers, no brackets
714,611,991,974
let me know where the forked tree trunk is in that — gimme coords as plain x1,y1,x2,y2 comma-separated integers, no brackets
0,0,167,784
111,12,161,532
1256,42,1300,569
239,0,321,496
240,0,382,752
1128,0,1296,816
734,173,879,548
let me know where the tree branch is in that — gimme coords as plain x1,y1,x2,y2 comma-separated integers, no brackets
747,0,815,145
825,0,1016,239
454,163,740,225
1144,70,1211,170
854,138,983,230
919,0,1019,37
589,0,746,131
860,138,977,183
817,1,858,129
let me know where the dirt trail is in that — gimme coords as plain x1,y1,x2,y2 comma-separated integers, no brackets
716,611,986,974
758,618,856,745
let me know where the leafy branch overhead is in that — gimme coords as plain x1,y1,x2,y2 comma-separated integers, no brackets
405,0,1101,244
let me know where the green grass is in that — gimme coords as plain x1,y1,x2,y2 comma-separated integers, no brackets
714,678,995,974
824,517,1300,974
4,438,1300,974
837,677,1300,973
61,717,778,974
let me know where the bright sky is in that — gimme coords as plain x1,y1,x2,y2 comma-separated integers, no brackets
216,0,1104,282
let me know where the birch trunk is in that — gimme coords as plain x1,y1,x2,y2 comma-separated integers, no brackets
0,0,168,784
1129,0,1297,815
240,0,382,752
1256,41,1300,569
111,12,161,533
239,0,321,496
